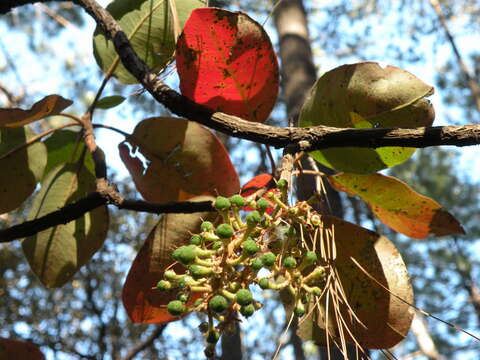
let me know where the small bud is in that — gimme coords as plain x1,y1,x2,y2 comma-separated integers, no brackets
240,304,255,317
172,245,196,265
203,232,220,242
250,258,263,271
167,300,186,316
242,238,259,256
164,270,179,280
216,224,234,239
201,221,214,232
209,295,229,313
294,302,306,317
236,289,253,306
188,264,213,279
214,196,231,211
283,256,297,269
206,329,221,344
228,282,241,293
258,278,270,290
277,179,288,188
156,280,172,291
304,251,318,264
229,194,246,207
261,252,276,267
190,234,202,245
246,211,261,225
199,322,209,333
177,293,189,303
212,241,223,250
256,198,270,213
311,214,321,226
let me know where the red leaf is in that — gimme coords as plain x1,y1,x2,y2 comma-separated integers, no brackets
0,338,45,359
240,173,278,213
176,8,279,123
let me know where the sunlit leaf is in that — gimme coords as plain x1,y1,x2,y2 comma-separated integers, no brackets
119,117,239,202
0,338,45,359
93,0,205,84
176,8,279,123
95,95,126,109
0,95,72,127
329,172,465,239
22,164,109,288
299,62,435,173
240,173,277,212
290,215,414,349
122,196,216,323
43,129,95,178
0,127,46,214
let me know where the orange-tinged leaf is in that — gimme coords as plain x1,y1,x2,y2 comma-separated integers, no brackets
295,215,414,349
0,95,72,127
240,173,276,197
0,338,45,359
122,198,216,323
119,117,239,202
329,173,465,239
176,8,279,123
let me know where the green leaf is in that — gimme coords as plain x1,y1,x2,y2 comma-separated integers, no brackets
43,129,95,177
95,95,126,109
93,0,205,84
299,62,434,174
0,94,73,127
22,164,109,288
329,172,465,239
119,117,239,202
284,215,414,349
122,196,216,323
0,127,47,214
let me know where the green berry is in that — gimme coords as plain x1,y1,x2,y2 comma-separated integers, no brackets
188,264,213,279
283,256,297,269
164,270,178,280
294,303,306,317
216,223,234,239
250,258,263,271
209,295,229,313
277,179,288,188
172,245,196,264
242,238,259,256
199,322,209,333
202,232,220,242
177,293,189,303
214,196,231,210
258,278,270,290
261,252,276,267
305,251,318,264
240,304,255,317
201,221,214,232
246,211,261,225
194,298,204,307
156,280,172,291
167,300,185,316
228,282,241,293
256,198,270,213
190,235,202,245
212,241,223,250
206,330,220,344
177,275,195,288
236,289,253,306
229,194,246,207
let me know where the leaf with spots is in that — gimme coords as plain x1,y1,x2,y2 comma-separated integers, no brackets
289,215,414,349
22,163,109,288
299,62,435,173
119,117,239,202
0,127,47,214
0,95,72,127
176,8,279,123
0,338,45,359
122,197,216,323
329,173,465,239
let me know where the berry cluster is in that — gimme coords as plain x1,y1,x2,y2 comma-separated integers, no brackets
156,180,328,358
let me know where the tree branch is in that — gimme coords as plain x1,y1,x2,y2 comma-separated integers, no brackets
0,0,74,14
121,326,166,360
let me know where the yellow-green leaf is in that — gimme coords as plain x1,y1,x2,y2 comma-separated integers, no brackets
119,117,239,202
22,164,109,288
0,127,47,214
299,62,434,174
0,95,72,127
329,172,465,239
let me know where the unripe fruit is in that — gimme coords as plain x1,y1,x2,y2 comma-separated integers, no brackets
209,295,229,313
201,221,214,232
214,196,231,210
172,245,196,264
283,256,297,269
177,293,189,303
256,198,270,213
167,300,185,316
236,289,253,306
164,270,179,280
212,241,223,250
216,223,234,239
242,238,259,255
206,330,220,344
246,211,261,225
294,303,306,317
261,252,276,267
250,258,263,271
190,235,202,245
305,251,318,264
277,178,288,188
198,322,209,333
240,304,255,317
156,280,172,291
188,264,213,279
229,194,246,207
258,278,270,290
177,275,196,288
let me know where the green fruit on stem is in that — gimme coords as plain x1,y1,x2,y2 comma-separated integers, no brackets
188,264,213,278
216,223,234,239
167,300,186,316
209,295,229,313
190,234,202,245
277,179,288,188
229,194,246,207
283,256,297,269
240,304,255,317
250,258,263,271
236,289,253,305
164,269,178,280
258,278,270,290
201,221,214,232
246,211,261,225
294,303,306,317
261,252,276,267
172,245,197,264
199,322,209,333
214,196,231,210
156,280,172,291
242,238,259,256
206,329,221,344
305,251,318,264
256,198,270,213
177,293,189,303
212,241,223,250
